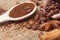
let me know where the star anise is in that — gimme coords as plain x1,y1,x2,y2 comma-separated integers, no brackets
38,20,60,31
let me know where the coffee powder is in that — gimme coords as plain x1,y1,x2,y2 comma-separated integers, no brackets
0,8,6,15
9,3,35,18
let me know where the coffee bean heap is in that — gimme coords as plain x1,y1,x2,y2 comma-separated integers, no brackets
24,0,60,30
22,0,60,31
43,0,59,17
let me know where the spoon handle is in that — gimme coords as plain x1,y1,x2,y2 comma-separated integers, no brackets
0,18,7,23
0,15,9,23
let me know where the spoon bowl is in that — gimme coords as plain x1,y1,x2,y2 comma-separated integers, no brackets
0,1,37,23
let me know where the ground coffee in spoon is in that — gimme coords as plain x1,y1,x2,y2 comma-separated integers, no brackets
9,3,35,18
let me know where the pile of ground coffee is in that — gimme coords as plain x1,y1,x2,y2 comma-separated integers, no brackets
9,3,35,18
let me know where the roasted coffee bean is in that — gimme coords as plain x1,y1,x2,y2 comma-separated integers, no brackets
38,25,45,31
51,23,59,29
45,6,49,10
46,9,50,12
46,13,52,17
32,21,39,30
40,21,45,24
28,19,35,25
50,10,55,15
59,10,60,13
57,22,60,26
34,14,39,20
32,25,38,30
30,0,39,5
26,24,32,29
39,10,46,16
47,3,52,6
23,22,27,26
55,2,58,6
52,1,56,4
39,16,47,21
54,9,59,14
49,5,55,10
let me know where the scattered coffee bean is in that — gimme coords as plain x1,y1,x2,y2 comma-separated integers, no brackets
32,21,39,30
26,24,32,29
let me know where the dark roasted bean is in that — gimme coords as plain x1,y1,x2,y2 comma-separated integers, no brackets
32,21,39,30
26,24,32,29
